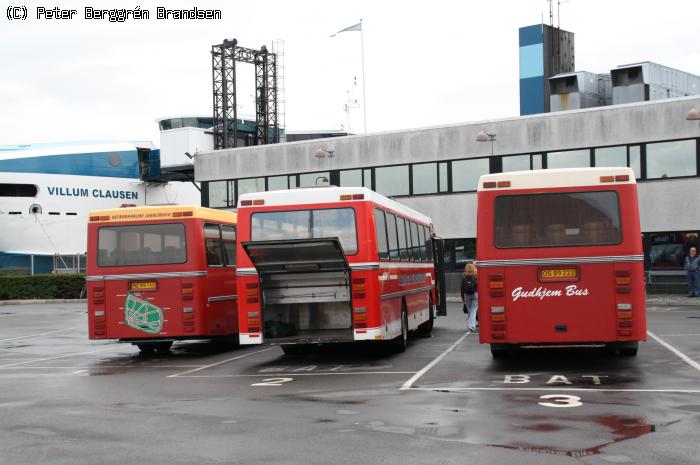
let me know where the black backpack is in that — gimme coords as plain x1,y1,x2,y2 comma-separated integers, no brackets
463,275,476,294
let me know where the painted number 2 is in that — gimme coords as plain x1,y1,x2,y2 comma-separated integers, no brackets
251,377,293,387
538,394,583,408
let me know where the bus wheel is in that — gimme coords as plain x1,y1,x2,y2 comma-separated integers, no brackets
618,342,638,357
391,305,409,353
136,343,156,355
490,344,510,359
416,296,434,336
154,341,173,353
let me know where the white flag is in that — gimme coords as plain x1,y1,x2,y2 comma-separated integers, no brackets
330,22,362,37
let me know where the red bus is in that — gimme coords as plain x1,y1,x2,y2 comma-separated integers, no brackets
86,206,238,353
476,167,646,357
235,187,447,354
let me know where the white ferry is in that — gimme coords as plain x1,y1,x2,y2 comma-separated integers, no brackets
0,140,199,273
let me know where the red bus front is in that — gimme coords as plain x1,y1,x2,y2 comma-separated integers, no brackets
86,206,237,353
476,168,646,357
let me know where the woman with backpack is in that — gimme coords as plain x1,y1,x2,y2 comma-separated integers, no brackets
461,262,478,333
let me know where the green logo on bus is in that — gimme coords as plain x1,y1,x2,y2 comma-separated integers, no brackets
124,293,163,334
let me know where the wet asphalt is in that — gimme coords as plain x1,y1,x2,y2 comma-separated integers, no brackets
0,301,698,465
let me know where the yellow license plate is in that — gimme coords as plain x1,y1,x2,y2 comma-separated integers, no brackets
539,268,578,281
129,281,158,292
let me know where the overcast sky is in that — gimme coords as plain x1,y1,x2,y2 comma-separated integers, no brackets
1,0,698,146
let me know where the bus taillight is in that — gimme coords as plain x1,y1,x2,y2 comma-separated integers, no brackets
93,286,104,305
245,281,259,304
183,307,194,332
489,274,505,297
615,270,632,294
353,307,367,328
247,311,261,333
94,310,106,336
352,277,366,300
181,283,193,301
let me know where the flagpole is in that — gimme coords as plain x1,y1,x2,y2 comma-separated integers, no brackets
360,18,367,134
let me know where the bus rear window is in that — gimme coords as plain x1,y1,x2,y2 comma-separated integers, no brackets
97,223,187,266
251,208,358,254
494,191,622,248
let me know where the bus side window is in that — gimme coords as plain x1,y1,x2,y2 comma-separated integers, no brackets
418,224,427,261
397,216,408,260
373,208,389,260
424,226,433,261
204,223,224,266
386,213,399,260
222,225,236,266
411,221,420,261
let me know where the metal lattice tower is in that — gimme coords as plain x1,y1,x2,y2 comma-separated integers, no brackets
211,39,279,149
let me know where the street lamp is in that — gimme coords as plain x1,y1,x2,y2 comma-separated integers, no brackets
476,131,496,156
687,108,700,127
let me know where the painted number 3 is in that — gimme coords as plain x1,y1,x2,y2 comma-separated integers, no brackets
538,394,583,408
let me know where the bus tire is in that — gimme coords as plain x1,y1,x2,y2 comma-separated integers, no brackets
391,304,409,353
136,343,156,355
154,341,173,353
416,295,435,336
618,342,638,357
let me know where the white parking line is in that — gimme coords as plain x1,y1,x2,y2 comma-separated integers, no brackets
407,387,700,394
658,333,700,337
176,371,417,379
0,327,75,343
167,348,273,378
648,330,700,372
0,346,120,368
399,332,471,390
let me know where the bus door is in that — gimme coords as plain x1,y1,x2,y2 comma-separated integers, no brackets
432,237,447,316
203,222,237,335
241,238,352,343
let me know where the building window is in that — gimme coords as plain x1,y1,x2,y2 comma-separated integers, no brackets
629,145,641,179
375,165,409,196
451,158,489,192
438,162,449,192
267,175,288,191
594,146,627,168
299,171,330,187
547,149,591,169
502,155,530,173
645,139,696,179
363,169,372,189
238,177,265,197
208,180,230,208
532,154,543,170
340,169,363,187
646,231,699,269
412,163,437,195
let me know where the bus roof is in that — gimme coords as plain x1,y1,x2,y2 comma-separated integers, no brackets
88,205,237,224
477,167,636,192
238,187,433,225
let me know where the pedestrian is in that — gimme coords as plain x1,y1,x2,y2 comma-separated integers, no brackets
683,246,700,297
461,262,478,333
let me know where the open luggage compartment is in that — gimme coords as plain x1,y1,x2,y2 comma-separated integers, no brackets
242,239,354,343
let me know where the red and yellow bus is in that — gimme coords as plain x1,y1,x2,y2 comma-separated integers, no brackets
86,205,238,353
235,187,446,354
476,167,646,357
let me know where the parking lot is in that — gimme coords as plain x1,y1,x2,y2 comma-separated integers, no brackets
1,301,699,465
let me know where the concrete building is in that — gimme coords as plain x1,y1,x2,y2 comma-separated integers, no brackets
195,96,700,292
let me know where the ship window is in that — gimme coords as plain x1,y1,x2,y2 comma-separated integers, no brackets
0,183,38,197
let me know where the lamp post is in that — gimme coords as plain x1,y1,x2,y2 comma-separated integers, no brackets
688,108,700,127
314,148,336,169
476,131,496,156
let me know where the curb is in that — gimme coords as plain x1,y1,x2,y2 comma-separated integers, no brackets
0,299,87,306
